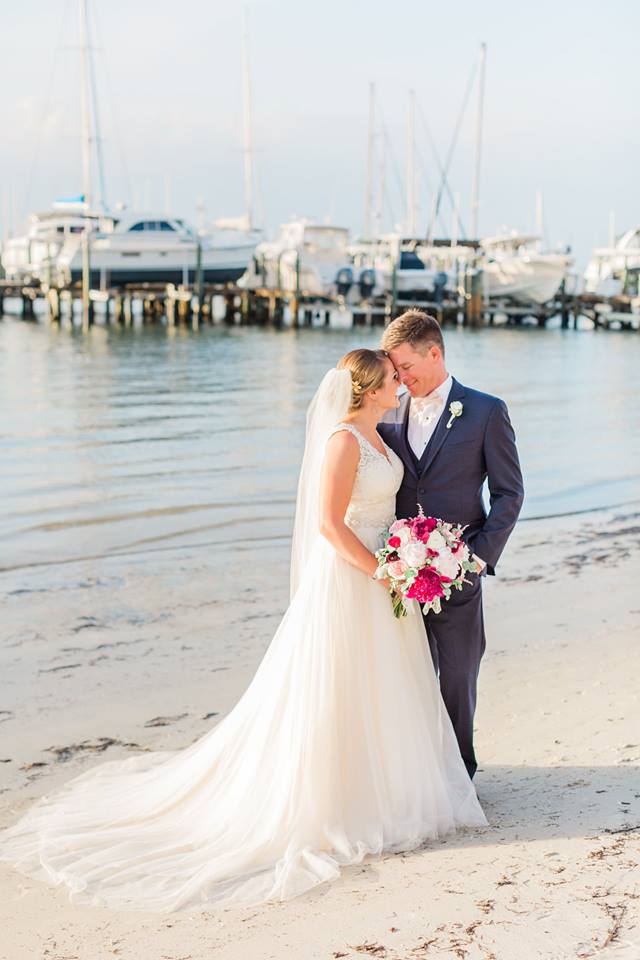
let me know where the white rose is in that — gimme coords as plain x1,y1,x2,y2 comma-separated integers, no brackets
432,547,460,580
398,540,428,568
427,530,446,551
394,526,412,547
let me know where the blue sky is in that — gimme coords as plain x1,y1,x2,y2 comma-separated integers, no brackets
1,0,637,266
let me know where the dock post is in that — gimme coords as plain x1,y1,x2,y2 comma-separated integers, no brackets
195,240,204,318
560,280,569,329
465,264,483,327
177,289,189,323
223,291,234,324
46,288,60,323
113,292,123,324
59,290,71,325
166,292,176,327
240,290,250,324
267,292,276,325
23,292,34,319
291,252,301,328
123,293,133,326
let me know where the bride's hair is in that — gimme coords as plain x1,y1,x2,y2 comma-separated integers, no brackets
336,349,389,411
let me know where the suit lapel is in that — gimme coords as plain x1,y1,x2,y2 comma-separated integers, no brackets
394,393,418,479
419,378,466,479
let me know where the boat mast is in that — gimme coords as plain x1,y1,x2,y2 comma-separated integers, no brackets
364,82,375,239
470,42,486,240
241,8,254,231
405,89,416,235
535,187,544,249
86,1,107,212
79,0,93,211
373,126,386,238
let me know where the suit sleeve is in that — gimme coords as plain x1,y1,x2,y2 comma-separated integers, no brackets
469,399,524,574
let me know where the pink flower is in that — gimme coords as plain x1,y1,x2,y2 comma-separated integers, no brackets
452,540,470,562
388,559,409,580
410,515,438,542
388,536,401,549
406,568,445,604
389,519,409,535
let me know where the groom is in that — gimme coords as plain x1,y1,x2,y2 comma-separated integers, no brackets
378,310,524,780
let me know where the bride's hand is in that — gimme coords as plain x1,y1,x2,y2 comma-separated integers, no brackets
377,577,392,591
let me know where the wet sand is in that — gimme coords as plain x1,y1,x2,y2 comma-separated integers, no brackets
0,505,639,959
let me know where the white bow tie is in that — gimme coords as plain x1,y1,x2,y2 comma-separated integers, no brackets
409,394,444,427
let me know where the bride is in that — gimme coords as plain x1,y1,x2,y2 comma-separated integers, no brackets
0,348,487,913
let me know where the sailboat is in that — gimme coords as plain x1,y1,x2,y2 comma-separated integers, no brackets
1,1,260,288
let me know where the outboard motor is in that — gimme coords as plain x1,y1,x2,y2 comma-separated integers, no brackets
433,271,448,305
359,267,376,300
335,266,354,297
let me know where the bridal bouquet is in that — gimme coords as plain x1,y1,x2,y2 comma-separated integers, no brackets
374,507,480,618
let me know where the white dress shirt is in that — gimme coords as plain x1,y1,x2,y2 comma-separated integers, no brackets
407,374,453,458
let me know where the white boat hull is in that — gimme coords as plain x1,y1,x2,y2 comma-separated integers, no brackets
482,255,569,305
67,241,255,285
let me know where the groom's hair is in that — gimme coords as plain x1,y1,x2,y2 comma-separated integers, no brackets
381,310,445,357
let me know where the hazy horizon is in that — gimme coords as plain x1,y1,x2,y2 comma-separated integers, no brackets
1,0,638,268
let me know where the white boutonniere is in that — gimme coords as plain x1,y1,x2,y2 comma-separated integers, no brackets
446,400,463,429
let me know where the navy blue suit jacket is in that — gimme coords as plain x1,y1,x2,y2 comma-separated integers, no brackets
378,378,524,575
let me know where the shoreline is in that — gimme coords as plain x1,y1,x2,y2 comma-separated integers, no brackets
1,506,639,958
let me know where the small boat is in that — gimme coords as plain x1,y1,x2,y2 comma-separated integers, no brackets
584,228,640,297
239,219,351,296
480,233,572,306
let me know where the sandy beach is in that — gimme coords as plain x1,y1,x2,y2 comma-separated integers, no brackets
1,503,639,960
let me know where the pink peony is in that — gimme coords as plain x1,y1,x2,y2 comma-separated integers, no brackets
388,536,401,549
410,515,438,542
406,567,445,604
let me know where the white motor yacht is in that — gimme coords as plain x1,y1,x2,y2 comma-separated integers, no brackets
239,219,351,296
584,228,640,297
480,233,572,305
2,204,259,287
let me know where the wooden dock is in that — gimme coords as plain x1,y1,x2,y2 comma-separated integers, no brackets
0,277,638,332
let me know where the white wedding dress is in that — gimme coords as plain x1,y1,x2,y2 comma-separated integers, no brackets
0,383,487,913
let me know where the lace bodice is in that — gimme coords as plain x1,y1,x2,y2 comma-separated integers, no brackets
330,423,404,531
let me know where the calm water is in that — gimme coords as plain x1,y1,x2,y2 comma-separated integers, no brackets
1,317,639,576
